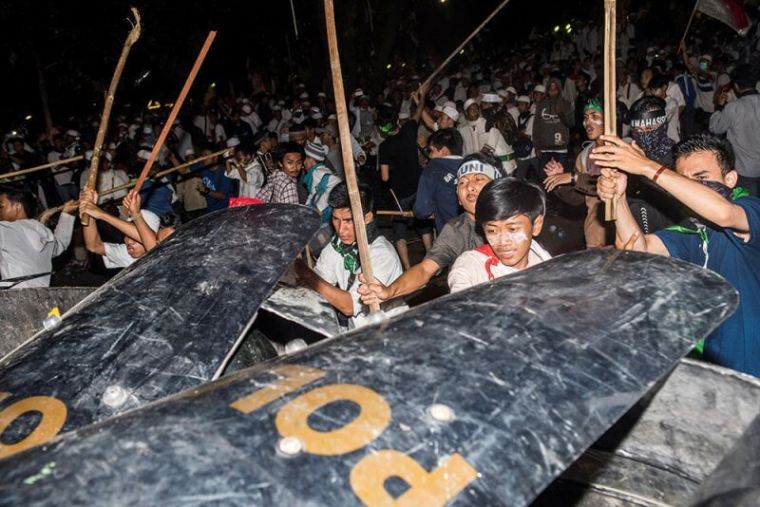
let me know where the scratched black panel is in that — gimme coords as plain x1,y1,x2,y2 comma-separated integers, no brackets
0,205,320,439
690,414,760,506
0,250,738,506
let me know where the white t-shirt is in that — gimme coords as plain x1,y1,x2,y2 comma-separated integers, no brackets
227,160,265,198
0,214,74,288
103,242,136,269
448,241,552,293
314,235,403,328
47,150,73,186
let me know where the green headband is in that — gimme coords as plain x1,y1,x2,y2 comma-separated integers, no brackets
584,98,604,114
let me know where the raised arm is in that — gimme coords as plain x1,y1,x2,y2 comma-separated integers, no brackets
123,190,158,252
592,135,750,232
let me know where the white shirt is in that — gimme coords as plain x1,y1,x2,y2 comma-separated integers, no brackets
314,235,403,329
96,169,130,203
617,80,642,108
47,150,73,186
458,117,488,156
664,95,681,143
227,160,265,198
0,214,74,288
448,241,552,293
103,242,136,269
458,117,515,174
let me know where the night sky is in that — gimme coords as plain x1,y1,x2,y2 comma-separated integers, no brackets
0,0,689,129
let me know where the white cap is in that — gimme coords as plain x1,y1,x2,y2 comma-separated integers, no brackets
463,98,478,111
134,209,160,233
299,92,309,99
183,147,195,157
226,137,241,148
142,126,153,134
441,106,460,122
353,88,364,98
444,101,457,110
481,93,501,104
534,84,546,94
398,111,410,120
506,86,517,95
137,149,152,161
317,92,327,98
496,89,509,98
65,129,81,138
517,95,531,104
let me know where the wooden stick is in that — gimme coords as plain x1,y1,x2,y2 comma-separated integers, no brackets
0,155,83,181
37,149,229,224
679,0,700,50
102,148,229,197
603,0,618,222
420,0,512,91
82,7,142,227
389,188,404,212
133,31,217,194
377,210,415,218
324,0,380,313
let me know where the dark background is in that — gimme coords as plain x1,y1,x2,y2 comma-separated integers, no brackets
0,0,724,129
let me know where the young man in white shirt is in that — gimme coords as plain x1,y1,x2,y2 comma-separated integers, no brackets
295,183,403,329
0,189,77,288
80,188,161,269
225,142,265,198
448,177,551,292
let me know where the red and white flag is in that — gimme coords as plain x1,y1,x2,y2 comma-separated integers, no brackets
697,0,752,35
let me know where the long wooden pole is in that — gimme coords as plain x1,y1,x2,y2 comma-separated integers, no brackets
324,0,380,313
37,149,229,224
420,0,512,91
679,0,700,50
0,155,84,181
132,31,217,194
603,0,618,222
82,7,142,226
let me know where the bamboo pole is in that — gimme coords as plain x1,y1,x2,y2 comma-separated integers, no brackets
603,0,618,222
419,0,512,91
0,155,84,181
37,149,229,225
132,31,217,195
679,0,700,51
324,0,380,313
82,7,142,226
376,210,415,218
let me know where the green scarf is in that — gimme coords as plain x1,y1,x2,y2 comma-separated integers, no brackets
331,220,379,275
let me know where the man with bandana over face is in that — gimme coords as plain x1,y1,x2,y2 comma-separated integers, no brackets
625,96,682,234
594,134,760,377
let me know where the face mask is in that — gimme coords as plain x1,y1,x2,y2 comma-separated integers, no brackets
699,61,709,72
631,126,673,163
698,179,732,200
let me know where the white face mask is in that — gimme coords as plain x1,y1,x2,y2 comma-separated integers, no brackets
487,229,529,247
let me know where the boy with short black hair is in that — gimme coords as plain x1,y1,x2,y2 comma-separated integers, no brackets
448,178,551,292
295,183,403,328
595,133,760,376
414,128,464,233
255,142,304,204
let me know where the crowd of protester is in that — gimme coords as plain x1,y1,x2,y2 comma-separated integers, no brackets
1,14,759,376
